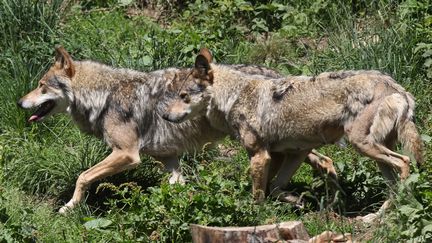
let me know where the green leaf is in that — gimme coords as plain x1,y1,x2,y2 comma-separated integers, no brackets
422,50,432,58
83,218,113,230
181,45,196,54
422,224,432,235
424,58,432,68
141,55,152,66
405,173,420,185
421,134,432,143
399,205,419,217
118,0,133,7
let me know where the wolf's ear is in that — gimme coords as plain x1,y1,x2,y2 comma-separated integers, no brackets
198,48,213,63
194,48,213,86
55,45,75,78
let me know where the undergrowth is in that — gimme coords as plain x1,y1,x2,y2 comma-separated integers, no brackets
0,0,431,242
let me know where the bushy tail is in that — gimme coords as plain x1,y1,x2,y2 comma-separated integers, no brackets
398,119,424,166
397,93,424,166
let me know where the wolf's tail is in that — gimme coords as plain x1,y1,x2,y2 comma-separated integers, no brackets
370,92,424,166
398,119,424,166
397,92,424,166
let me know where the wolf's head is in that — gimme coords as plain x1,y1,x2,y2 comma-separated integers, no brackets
162,48,214,123
17,46,74,122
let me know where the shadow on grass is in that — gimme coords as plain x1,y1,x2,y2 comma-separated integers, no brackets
56,165,163,214
285,178,387,218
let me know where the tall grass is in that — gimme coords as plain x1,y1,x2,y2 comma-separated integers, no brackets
0,0,66,130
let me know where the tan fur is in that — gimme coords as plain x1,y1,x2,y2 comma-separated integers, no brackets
17,47,224,213
18,46,337,213
162,50,424,217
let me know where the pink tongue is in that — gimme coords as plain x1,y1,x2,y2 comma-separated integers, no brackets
29,115,40,122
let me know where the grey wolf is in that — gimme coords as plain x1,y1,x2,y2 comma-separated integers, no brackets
17,46,335,213
162,48,424,218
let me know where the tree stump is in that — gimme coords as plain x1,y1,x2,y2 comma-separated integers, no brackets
190,221,310,243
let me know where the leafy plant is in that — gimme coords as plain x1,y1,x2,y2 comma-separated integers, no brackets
380,173,432,242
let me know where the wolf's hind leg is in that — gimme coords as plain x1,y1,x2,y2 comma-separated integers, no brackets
269,151,308,207
377,134,399,183
267,152,285,186
376,135,410,181
346,102,410,181
355,133,409,223
375,143,410,163
271,152,308,191
350,138,410,181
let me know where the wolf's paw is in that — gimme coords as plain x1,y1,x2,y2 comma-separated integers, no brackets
58,206,70,214
272,190,304,209
168,174,185,185
253,189,266,204
358,213,378,223
58,200,77,214
321,160,338,179
280,194,305,209
357,200,390,223
400,155,410,164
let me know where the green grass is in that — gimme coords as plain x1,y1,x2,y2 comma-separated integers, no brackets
0,0,431,242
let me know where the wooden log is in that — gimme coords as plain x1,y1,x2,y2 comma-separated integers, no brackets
190,221,310,243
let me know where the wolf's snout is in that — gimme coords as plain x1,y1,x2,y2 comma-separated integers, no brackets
162,113,178,122
162,112,185,123
161,113,170,121
17,99,23,108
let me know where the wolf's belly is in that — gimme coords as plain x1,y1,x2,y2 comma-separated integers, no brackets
269,139,323,152
266,124,344,152
139,130,225,157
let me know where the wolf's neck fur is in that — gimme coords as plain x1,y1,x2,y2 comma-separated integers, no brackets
209,65,250,111
206,64,264,132
68,61,168,137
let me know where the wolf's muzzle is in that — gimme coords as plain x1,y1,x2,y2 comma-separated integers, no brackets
17,99,23,108
162,113,186,123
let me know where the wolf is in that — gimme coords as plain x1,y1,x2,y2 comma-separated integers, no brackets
162,48,424,219
17,46,335,213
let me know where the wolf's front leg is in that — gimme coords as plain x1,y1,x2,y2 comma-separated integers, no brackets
154,156,185,184
249,149,272,203
59,149,141,214
237,123,271,202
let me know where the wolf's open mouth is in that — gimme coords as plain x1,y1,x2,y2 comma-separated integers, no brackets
29,100,56,122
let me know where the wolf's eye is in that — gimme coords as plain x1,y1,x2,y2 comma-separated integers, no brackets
179,92,190,103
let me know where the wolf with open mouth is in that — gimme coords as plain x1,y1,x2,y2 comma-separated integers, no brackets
17,46,337,213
